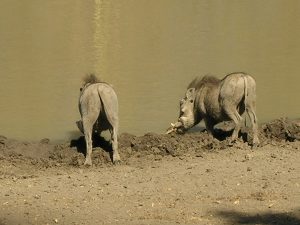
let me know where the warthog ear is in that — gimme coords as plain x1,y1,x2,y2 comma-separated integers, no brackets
186,88,196,100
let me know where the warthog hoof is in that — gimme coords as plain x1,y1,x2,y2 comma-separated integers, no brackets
227,138,236,147
251,136,260,148
251,142,260,149
84,158,92,166
113,159,121,165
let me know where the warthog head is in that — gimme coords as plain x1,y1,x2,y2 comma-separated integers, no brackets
167,88,197,134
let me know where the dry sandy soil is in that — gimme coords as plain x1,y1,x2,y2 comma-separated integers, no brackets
0,118,300,225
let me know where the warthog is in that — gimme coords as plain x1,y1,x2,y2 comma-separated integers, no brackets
167,72,260,146
76,75,121,166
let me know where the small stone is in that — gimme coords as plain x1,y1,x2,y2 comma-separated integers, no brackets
40,138,50,144
233,200,240,205
126,147,132,154
33,195,41,199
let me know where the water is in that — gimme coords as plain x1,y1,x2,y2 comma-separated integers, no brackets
0,0,299,142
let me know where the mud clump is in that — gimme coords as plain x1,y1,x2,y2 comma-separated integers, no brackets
126,131,237,157
261,118,300,142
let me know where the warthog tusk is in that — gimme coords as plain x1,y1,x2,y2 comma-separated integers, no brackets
174,121,183,128
166,128,175,134
166,122,176,134
166,121,183,134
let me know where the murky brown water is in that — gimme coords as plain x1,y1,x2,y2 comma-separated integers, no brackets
0,0,299,142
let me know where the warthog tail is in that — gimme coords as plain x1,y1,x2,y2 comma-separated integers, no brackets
243,75,248,126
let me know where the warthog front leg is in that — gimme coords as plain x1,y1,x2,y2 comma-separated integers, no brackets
204,118,215,136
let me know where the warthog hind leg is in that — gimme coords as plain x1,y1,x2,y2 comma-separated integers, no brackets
223,103,243,144
82,111,99,166
245,103,260,147
110,126,121,164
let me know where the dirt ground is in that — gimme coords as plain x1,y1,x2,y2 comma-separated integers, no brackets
0,118,300,225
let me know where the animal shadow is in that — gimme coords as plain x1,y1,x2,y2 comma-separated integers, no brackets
215,209,300,225
213,129,248,142
70,133,113,160
213,121,249,142
187,124,248,142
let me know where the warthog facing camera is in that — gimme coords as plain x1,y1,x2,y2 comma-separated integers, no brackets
167,72,260,146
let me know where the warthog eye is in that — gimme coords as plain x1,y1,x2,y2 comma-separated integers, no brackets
190,100,194,103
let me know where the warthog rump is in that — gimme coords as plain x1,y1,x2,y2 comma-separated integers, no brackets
77,74,121,166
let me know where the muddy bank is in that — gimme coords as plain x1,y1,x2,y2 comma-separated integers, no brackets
0,118,299,173
0,118,300,225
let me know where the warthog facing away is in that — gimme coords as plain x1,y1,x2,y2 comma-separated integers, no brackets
76,75,121,166
167,72,260,146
